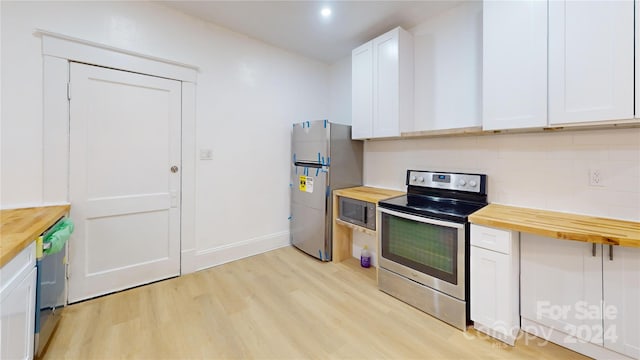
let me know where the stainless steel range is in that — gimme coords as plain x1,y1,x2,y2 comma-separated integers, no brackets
377,170,488,330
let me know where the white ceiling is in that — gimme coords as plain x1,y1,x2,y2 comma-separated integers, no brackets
159,1,463,64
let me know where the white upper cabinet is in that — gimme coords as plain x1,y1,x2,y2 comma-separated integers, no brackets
351,27,413,139
482,1,547,130
413,2,482,132
483,0,636,130
548,0,634,125
351,42,374,139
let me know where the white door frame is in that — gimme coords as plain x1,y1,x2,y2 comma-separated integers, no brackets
39,30,199,276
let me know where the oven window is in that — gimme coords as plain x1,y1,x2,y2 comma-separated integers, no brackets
381,213,458,284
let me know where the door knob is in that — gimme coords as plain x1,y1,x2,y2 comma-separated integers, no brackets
170,166,179,173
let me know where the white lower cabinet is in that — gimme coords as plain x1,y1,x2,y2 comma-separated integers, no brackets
603,246,640,359
521,234,640,360
520,234,603,344
470,225,520,345
0,243,37,360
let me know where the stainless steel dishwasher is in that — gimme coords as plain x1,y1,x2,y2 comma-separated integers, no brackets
35,220,69,357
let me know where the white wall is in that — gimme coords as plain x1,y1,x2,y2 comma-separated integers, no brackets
0,1,330,269
364,128,640,221
328,55,352,125
354,127,640,262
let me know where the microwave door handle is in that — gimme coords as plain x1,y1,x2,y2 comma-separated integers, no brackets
363,204,367,222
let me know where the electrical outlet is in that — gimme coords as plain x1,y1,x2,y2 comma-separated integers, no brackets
199,149,213,160
589,169,604,187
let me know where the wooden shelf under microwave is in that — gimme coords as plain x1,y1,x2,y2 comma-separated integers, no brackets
334,218,376,236
332,186,404,281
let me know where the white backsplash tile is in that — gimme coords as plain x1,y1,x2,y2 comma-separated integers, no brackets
607,204,640,222
573,128,640,145
573,145,610,161
364,127,640,221
608,144,640,162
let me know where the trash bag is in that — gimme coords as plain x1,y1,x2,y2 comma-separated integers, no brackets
43,218,74,255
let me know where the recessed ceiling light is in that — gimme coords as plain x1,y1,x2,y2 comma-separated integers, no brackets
321,7,332,18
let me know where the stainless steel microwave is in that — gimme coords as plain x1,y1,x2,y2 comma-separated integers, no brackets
338,197,376,231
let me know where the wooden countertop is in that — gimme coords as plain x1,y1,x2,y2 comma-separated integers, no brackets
0,205,70,267
469,204,640,248
334,186,405,203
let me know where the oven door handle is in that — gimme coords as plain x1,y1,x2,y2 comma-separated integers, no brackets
377,207,464,229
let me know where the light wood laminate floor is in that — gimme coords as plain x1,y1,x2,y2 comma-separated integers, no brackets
43,246,588,359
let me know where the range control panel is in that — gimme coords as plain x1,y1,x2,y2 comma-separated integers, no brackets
407,170,484,193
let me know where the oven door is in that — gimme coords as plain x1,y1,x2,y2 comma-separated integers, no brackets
378,207,466,300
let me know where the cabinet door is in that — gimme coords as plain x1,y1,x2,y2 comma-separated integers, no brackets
521,234,602,345
603,246,640,359
352,41,373,139
471,246,517,344
372,30,400,138
413,2,481,132
0,267,36,360
549,0,634,125
482,0,547,130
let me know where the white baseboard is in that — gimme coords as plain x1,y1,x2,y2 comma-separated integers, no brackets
473,322,517,346
520,318,634,360
194,231,290,272
180,248,198,275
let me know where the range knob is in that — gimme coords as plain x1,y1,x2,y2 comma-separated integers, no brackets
418,176,425,183
411,176,417,182
469,180,477,187
458,179,467,186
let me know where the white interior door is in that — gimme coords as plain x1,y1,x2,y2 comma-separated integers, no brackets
68,62,181,303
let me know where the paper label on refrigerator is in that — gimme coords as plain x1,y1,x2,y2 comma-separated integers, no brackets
299,175,314,193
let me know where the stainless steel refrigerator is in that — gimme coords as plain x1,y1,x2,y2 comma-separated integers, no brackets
290,120,363,261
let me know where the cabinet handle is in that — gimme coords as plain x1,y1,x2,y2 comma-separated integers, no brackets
592,243,596,257
609,245,613,261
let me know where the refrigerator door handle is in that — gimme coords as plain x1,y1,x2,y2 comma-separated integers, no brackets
294,161,323,168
